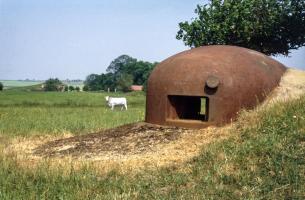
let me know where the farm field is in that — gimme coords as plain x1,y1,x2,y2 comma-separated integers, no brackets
0,80,84,90
0,80,43,89
0,77,304,199
0,91,144,137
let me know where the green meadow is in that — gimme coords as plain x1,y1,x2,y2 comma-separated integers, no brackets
0,91,145,137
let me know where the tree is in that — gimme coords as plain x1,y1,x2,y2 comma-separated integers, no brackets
44,78,64,91
69,86,75,91
106,55,137,74
125,61,157,85
64,85,69,92
83,55,157,91
116,73,133,92
69,85,75,91
83,85,89,91
106,55,158,86
75,86,80,92
0,82,3,91
84,74,102,91
176,0,305,56
84,73,116,91
100,73,116,90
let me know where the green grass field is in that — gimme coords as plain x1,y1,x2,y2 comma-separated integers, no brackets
0,91,145,137
0,90,304,199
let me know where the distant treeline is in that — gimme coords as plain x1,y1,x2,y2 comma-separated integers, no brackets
43,78,81,92
84,55,158,92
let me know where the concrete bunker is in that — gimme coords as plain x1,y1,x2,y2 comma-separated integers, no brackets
145,45,286,128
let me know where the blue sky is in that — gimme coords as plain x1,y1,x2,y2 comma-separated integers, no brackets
0,0,304,80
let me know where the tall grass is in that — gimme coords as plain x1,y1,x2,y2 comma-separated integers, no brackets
0,93,304,199
0,91,145,136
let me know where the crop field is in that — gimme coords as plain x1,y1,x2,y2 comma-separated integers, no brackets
0,83,304,199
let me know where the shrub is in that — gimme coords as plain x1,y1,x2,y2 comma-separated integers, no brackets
83,85,89,91
44,78,64,91
69,86,75,91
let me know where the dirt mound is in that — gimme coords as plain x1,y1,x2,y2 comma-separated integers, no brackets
34,122,188,158
5,124,226,173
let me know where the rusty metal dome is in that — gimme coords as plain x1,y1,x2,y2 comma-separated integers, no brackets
145,45,286,128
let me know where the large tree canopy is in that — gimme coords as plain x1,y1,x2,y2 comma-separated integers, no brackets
106,55,137,74
177,0,305,56
84,55,157,92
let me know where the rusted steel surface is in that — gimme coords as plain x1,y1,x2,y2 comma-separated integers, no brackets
145,45,286,128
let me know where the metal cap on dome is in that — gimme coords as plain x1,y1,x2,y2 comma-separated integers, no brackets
206,75,219,88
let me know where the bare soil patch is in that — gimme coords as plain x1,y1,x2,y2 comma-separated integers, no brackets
33,122,188,158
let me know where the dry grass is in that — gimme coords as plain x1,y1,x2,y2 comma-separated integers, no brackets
2,68,305,174
2,125,233,174
263,68,305,105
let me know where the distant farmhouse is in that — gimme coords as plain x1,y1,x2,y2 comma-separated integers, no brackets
130,85,143,91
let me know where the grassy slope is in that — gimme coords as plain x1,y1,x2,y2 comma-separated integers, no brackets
0,91,145,136
0,92,304,199
5,84,44,92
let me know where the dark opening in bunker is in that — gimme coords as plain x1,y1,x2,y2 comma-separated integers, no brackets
167,95,209,121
